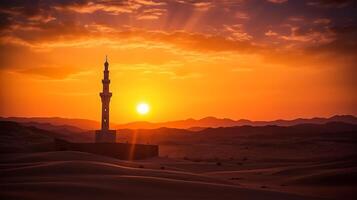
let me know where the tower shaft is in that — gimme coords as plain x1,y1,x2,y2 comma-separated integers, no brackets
95,57,116,143
100,64,112,130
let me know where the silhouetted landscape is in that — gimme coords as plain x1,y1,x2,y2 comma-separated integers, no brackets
1,116,357,199
2,114,357,130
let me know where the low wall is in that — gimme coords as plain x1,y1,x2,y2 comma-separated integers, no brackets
55,139,159,160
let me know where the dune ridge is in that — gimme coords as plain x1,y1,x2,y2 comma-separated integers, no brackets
1,151,321,200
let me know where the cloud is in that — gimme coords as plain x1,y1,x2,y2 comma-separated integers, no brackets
134,0,166,6
136,8,166,20
235,12,250,20
54,2,136,15
313,18,331,25
265,30,278,37
288,16,304,22
174,0,216,11
16,66,85,79
52,0,166,15
0,16,259,53
192,2,214,11
279,26,335,45
308,25,357,55
223,24,253,41
267,0,288,4
0,23,259,79
307,0,353,8
0,0,356,76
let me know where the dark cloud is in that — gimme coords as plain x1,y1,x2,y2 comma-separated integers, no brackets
308,25,357,54
307,0,355,8
0,12,11,30
0,0,356,64
267,0,288,4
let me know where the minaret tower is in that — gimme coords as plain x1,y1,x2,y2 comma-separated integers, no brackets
101,55,111,130
95,56,116,143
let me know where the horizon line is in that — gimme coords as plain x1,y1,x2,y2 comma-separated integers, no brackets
0,114,356,125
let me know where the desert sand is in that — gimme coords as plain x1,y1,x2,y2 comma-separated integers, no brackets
1,121,356,199
1,151,329,200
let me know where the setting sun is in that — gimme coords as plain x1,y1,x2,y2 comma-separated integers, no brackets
137,103,150,115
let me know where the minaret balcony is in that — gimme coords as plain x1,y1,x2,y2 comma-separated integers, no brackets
100,92,112,98
102,79,110,84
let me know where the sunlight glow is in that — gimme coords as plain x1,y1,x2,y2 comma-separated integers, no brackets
136,103,150,115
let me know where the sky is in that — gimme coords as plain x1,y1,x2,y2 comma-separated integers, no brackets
0,0,356,123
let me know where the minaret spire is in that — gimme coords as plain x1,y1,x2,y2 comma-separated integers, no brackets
95,56,116,143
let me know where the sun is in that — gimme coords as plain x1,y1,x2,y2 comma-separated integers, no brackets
136,103,150,115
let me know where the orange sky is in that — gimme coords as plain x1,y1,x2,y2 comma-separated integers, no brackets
0,0,356,123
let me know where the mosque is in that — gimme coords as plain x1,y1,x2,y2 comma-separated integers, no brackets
55,57,158,160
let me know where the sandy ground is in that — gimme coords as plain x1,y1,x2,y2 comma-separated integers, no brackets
1,121,356,199
1,151,356,200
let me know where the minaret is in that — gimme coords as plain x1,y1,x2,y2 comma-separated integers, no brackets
100,55,111,130
95,56,116,143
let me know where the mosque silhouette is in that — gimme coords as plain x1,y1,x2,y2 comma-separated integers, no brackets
55,57,158,160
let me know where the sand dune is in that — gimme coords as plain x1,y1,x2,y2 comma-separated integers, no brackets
285,167,357,186
1,121,356,199
1,151,320,200
203,156,357,199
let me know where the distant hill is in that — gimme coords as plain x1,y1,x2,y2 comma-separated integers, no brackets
117,121,357,142
0,117,102,130
115,121,357,159
0,121,94,153
1,120,357,159
1,115,356,130
19,121,86,133
117,115,357,129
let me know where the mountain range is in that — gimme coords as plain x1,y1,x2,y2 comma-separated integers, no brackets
117,115,357,130
1,115,356,130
